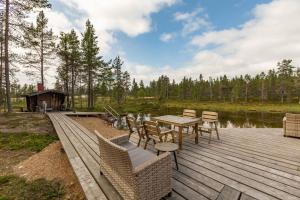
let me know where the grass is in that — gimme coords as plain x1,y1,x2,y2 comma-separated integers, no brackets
0,132,58,152
164,100,300,113
11,96,300,113
0,175,64,200
74,97,300,114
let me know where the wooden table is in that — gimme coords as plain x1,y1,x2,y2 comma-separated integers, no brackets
152,115,201,150
155,142,179,170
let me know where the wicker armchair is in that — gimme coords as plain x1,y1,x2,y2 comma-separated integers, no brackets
283,113,300,138
95,131,172,200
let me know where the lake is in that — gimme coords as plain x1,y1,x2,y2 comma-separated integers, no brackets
131,107,285,128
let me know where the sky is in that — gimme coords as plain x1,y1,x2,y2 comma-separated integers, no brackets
19,0,300,87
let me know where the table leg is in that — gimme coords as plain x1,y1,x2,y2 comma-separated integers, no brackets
157,150,160,156
195,122,199,144
173,151,179,170
178,126,183,150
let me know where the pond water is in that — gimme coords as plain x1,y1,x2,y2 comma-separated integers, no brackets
130,107,285,128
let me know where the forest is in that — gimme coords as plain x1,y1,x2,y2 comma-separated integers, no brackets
0,0,299,114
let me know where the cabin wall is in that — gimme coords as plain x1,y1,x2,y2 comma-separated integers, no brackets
26,93,66,111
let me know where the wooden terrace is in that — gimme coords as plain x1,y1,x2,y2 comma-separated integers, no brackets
48,112,300,200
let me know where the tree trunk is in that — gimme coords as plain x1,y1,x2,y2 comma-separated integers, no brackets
245,84,248,103
261,80,264,103
0,21,3,107
41,31,44,87
4,0,12,113
71,64,74,110
88,67,91,109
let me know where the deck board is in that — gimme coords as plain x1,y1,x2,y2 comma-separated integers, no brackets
48,112,300,200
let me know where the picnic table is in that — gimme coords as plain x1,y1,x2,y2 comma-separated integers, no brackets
152,115,201,149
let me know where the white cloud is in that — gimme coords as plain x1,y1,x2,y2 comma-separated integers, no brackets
174,7,211,36
160,33,175,42
56,0,178,52
126,0,300,84
186,0,300,79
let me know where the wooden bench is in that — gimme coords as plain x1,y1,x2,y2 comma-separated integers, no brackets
47,113,122,200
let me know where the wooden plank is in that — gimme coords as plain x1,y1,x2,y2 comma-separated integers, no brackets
182,142,300,190
48,114,107,200
173,171,219,200
184,139,300,182
240,193,257,200
152,115,201,126
52,114,122,200
172,179,209,200
130,134,274,200
178,150,300,199
180,147,300,197
216,186,240,200
190,136,300,169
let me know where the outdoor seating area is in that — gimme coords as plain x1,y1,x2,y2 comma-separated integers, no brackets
47,111,300,200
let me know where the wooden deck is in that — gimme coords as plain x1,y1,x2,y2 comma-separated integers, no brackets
48,113,300,200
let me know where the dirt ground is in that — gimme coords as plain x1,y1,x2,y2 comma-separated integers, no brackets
71,116,127,139
0,149,34,176
14,141,85,200
0,113,54,134
1,114,126,200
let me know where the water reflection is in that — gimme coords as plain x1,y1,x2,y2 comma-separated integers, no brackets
129,107,284,128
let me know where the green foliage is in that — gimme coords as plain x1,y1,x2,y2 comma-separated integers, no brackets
57,29,81,109
140,59,299,103
21,10,56,86
0,132,58,152
0,175,64,200
81,20,103,109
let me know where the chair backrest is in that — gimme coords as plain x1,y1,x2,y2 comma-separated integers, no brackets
95,130,134,179
202,111,218,122
286,113,300,130
183,109,197,118
126,115,138,134
143,120,160,137
286,113,300,121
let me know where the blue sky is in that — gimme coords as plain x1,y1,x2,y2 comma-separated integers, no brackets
20,0,300,86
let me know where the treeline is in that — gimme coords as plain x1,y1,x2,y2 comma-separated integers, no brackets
137,59,300,103
0,0,130,112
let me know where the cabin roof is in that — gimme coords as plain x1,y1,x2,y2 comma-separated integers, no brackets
23,90,68,97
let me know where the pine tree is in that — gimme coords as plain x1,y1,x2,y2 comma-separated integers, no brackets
131,78,139,98
57,32,70,106
2,0,50,112
81,20,101,109
112,56,124,105
68,30,81,110
22,10,56,87
122,71,130,101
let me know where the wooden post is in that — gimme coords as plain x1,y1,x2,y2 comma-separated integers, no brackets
178,126,183,150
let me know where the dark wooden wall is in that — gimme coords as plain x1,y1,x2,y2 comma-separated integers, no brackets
26,92,65,112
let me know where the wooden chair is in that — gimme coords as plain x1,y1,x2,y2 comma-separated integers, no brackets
174,109,197,133
126,115,144,147
143,120,175,150
199,111,220,144
283,113,300,138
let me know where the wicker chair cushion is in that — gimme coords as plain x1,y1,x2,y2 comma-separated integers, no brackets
120,141,138,151
129,148,156,168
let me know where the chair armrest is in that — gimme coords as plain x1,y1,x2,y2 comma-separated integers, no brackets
134,152,171,174
110,134,129,145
